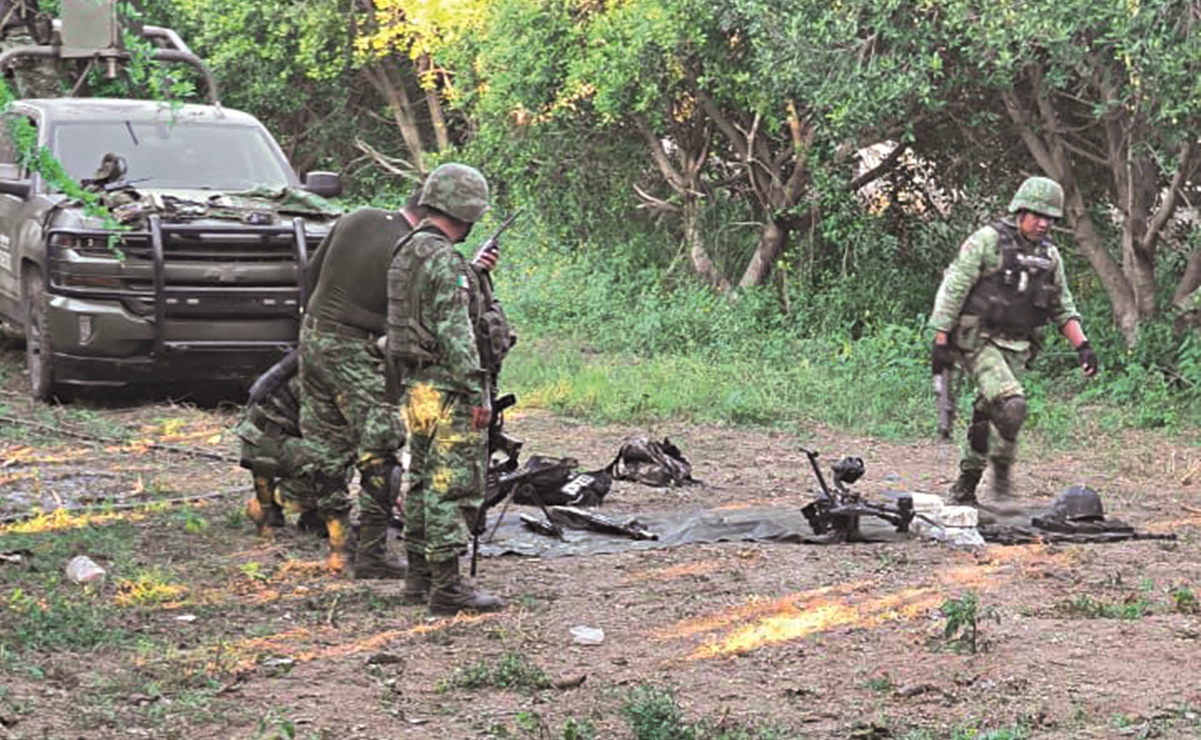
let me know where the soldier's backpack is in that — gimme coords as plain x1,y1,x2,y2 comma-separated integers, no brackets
608,435,696,487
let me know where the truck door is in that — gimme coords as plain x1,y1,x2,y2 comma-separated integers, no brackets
0,118,27,322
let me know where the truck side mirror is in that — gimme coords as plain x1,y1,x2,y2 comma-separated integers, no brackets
302,171,341,198
0,164,31,198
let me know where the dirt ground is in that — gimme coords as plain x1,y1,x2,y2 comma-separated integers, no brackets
2,358,1201,739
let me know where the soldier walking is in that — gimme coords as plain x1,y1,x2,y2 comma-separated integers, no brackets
929,176,1098,504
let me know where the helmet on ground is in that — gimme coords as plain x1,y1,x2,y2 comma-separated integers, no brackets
1008,176,1064,219
1051,485,1105,522
419,163,489,223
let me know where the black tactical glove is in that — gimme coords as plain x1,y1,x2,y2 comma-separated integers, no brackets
931,342,954,376
1076,341,1098,376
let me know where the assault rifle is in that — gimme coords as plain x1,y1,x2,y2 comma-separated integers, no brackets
489,392,522,461
470,391,564,575
247,348,298,405
799,447,915,542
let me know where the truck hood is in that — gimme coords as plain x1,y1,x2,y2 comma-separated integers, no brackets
71,184,342,230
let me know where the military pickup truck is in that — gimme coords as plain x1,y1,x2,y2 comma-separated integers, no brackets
0,0,341,401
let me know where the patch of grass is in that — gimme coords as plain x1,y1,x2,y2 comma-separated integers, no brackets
621,684,690,740
620,683,788,740
873,550,908,573
901,721,1031,740
865,671,894,693
438,650,552,694
1168,585,1199,614
252,707,298,739
951,724,1030,740
0,516,145,654
1057,593,1153,620
239,561,271,583
502,333,933,438
3,586,129,651
484,715,592,740
177,506,211,533
560,717,598,740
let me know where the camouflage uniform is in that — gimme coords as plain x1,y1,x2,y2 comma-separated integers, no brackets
233,367,323,534
298,207,412,574
389,162,505,614
0,1,60,99
393,231,487,562
929,177,1084,502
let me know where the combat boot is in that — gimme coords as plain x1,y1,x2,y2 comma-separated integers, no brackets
990,460,1012,500
403,552,431,604
353,535,410,581
428,558,505,615
353,520,407,579
323,510,353,575
353,462,407,580
245,474,285,537
948,468,983,505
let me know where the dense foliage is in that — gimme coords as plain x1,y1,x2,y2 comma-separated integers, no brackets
9,0,1201,432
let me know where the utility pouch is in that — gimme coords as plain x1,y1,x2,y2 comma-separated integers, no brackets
952,315,981,352
1033,279,1054,310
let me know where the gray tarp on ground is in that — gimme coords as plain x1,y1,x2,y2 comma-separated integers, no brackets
475,497,1169,559
476,504,912,559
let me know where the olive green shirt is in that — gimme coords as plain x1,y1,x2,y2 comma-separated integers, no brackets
304,207,413,333
928,218,1081,351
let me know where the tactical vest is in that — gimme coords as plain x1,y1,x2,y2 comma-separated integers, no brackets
386,224,444,365
961,219,1057,337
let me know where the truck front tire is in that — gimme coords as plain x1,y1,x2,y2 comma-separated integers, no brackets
22,268,57,402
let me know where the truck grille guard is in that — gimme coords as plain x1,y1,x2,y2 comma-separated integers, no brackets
46,215,312,358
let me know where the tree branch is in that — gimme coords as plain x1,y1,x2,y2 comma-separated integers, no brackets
1144,142,1194,252
633,115,688,193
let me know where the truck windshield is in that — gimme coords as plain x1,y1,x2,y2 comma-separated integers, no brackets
50,120,295,191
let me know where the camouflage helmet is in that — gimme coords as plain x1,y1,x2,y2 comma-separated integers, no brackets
1051,485,1105,522
1008,176,1064,219
419,163,489,223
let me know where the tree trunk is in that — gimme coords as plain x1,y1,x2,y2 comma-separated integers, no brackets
1062,186,1140,343
1004,79,1143,345
683,197,730,291
739,220,787,288
360,56,428,173
415,54,450,152
1174,250,1201,307
633,115,731,288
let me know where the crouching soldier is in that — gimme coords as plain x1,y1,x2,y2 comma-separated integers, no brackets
235,351,325,537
